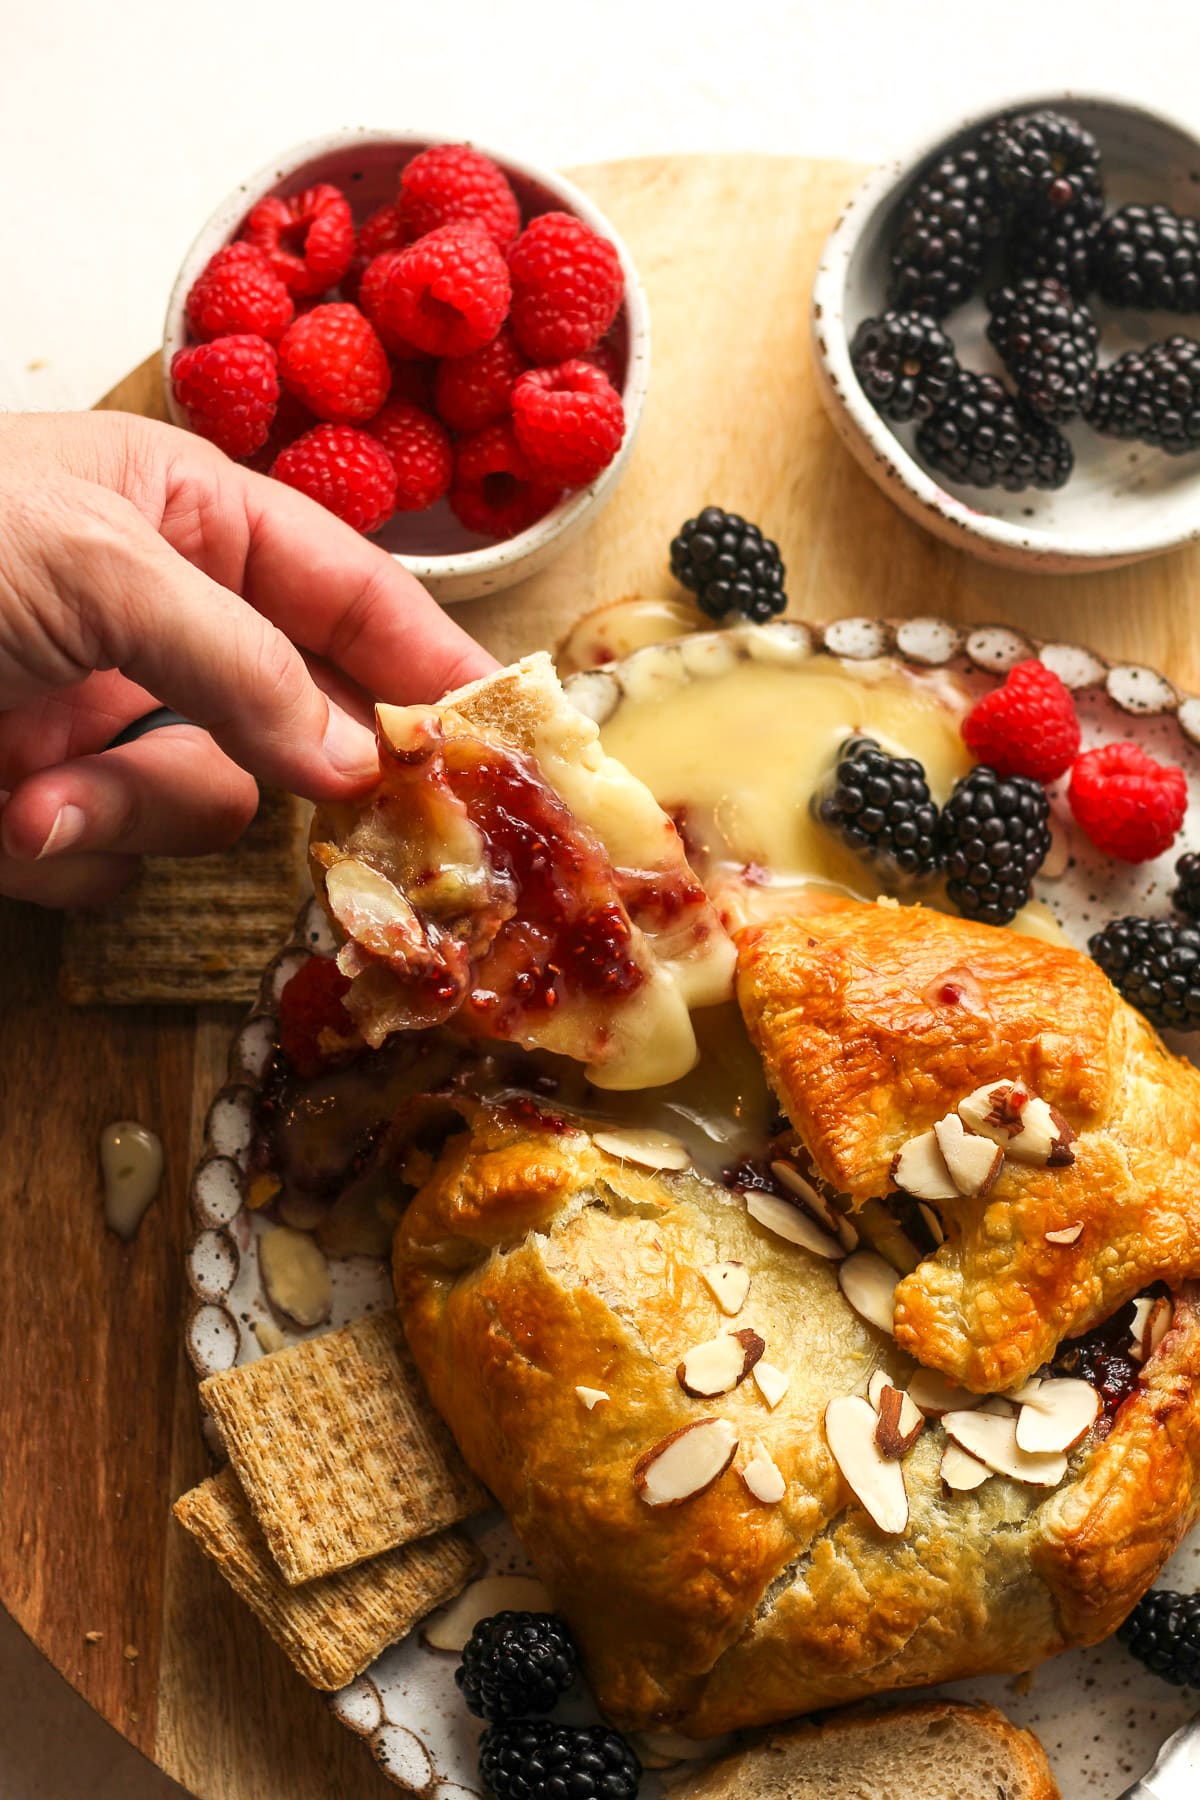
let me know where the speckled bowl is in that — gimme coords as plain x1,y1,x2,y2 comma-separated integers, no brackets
163,128,650,606
811,93,1200,572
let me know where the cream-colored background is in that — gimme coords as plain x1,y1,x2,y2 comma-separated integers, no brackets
2,0,1196,1791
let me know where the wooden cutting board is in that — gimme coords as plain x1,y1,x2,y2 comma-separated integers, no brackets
6,150,1200,1800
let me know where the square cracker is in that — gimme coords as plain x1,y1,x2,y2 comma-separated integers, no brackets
174,1466,481,1690
200,1309,489,1585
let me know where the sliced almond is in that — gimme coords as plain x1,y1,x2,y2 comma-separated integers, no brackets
942,1408,1068,1487
1128,1296,1154,1361
634,1418,739,1507
1130,1295,1173,1364
875,1384,925,1458
1045,1223,1083,1245
576,1385,609,1410
977,1395,1017,1417
741,1441,787,1505
907,1366,981,1417
700,1260,750,1317
770,1161,860,1250
1013,1377,1100,1454
837,1251,898,1335
422,1575,552,1653
866,1368,891,1411
891,1128,958,1203
941,1442,991,1492
677,1329,764,1398
257,1226,332,1328
324,858,427,961
959,1081,1075,1167
746,1191,844,1260
917,1201,946,1247
933,1112,1004,1199
958,1079,1030,1145
593,1127,691,1171
824,1395,909,1534
752,1360,790,1409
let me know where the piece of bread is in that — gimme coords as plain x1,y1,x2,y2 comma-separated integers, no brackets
308,653,735,1091
735,897,1200,1390
393,1100,1200,1735
670,1701,1060,1800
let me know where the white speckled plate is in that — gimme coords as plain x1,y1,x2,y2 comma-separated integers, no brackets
186,617,1200,1797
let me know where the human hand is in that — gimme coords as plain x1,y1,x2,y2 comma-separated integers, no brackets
0,411,497,906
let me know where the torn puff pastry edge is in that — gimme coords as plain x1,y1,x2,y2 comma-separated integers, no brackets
393,1102,1200,1737
735,898,1200,1392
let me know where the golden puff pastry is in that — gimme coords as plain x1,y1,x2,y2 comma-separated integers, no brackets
735,898,1200,1391
393,1101,1200,1736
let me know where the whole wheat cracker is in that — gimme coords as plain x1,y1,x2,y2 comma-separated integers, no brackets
200,1309,489,1585
174,1466,481,1690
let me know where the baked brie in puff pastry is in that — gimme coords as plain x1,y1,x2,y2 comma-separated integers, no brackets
393,1101,1200,1735
736,898,1200,1391
309,655,734,1090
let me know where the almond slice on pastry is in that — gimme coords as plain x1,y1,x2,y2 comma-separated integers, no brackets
310,654,735,1090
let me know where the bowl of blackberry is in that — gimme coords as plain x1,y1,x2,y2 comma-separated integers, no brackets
812,94,1200,571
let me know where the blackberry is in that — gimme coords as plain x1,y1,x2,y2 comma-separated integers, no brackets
1006,207,1097,300
479,1720,641,1800
986,278,1098,422
1118,1588,1200,1688
1087,337,1200,456
669,506,787,622
1088,916,1200,1033
456,1612,577,1722
988,110,1104,225
1173,851,1200,921
849,310,958,423
916,370,1073,492
817,736,940,881
1095,203,1200,311
939,766,1051,925
888,147,1001,317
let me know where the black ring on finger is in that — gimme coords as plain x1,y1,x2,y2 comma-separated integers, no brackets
104,707,193,751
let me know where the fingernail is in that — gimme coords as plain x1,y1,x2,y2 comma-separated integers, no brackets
36,804,87,859
322,708,379,781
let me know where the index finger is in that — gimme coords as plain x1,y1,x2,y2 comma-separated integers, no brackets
203,453,499,704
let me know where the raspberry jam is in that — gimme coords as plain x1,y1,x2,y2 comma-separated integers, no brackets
1051,1298,1143,1432
441,738,646,1032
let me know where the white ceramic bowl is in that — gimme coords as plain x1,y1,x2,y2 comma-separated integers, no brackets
163,128,650,605
812,93,1200,573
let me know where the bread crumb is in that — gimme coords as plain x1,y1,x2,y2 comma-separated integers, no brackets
123,1644,139,1662
83,1630,103,1645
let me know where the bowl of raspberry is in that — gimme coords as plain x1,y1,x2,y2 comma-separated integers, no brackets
163,129,649,603
812,93,1200,572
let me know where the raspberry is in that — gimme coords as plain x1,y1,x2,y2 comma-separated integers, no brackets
358,252,423,356
449,422,561,539
511,359,625,487
507,212,624,362
278,955,358,1078
170,335,279,459
1068,741,1188,864
242,183,354,297
276,303,390,424
433,326,528,431
270,424,397,534
366,401,453,511
961,659,1081,783
364,226,510,359
399,144,520,250
359,199,406,258
185,243,294,344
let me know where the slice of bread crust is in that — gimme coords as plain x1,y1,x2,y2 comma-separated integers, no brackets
670,1700,1060,1800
